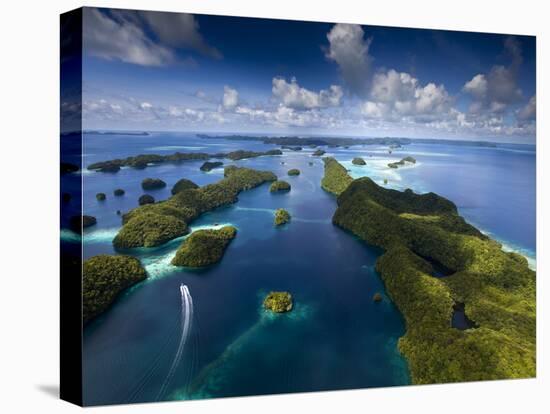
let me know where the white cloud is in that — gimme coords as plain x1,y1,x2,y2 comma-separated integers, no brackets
360,101,388,118
83,8,175,66
272,77,343,109
517,95,536,122
325,24,372,97
222,86,239,110
364,69,451,120
463,36,523,113
463,74,488,100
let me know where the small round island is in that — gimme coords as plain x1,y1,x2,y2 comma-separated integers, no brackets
264,291,293,313
270,180,291,193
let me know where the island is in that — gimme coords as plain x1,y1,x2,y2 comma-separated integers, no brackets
322,158,536,383
60,162,79,175
199,134,500,150
96,193,106,201
281,145,302,151
114,188,125,196
373,292,383,302
113,166,277,249
141,178,166,190
270,180,291,193
226,149,282,160
287,168,300,176
388,156,416,169
198,134,411,148
200,161,224,172
352,157,366,165
171,178,199,195
321,157,353,195
263,291,293,313
138,194,155,206
171,226,237,267
83,254,147,323
312,149,326,156
274,208,291,226
69,215,97,233
87,149,282,173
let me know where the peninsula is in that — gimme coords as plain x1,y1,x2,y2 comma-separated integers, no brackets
322,157,536,383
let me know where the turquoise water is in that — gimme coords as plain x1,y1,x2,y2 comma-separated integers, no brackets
69,132,535,405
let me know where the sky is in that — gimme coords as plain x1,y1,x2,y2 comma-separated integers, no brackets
79,7,536,143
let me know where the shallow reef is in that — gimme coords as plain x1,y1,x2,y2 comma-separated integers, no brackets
171,225,237,267
83,254,147,323
324,159,536,383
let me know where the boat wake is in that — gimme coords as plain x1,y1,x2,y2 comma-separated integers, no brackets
156,284,193,400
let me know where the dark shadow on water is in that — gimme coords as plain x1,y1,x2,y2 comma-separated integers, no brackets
451,303,478,330
36,384,59,399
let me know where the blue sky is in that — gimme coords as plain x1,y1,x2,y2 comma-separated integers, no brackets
80,7,536,142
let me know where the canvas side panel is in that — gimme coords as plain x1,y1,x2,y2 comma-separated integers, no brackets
60,7,83,407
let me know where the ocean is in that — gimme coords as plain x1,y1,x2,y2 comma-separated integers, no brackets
66,132,535,405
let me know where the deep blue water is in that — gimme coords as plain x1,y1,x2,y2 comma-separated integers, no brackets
65,132,535,405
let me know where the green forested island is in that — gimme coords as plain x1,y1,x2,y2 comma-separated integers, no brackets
388,156,416,169
321,157,353,195
352,157,366,165
198,134,411,147
83,255,147,324
287,168,300,176
322,158,536,383
138,194,155,205
141,178,167,190
270,180,291,192
87,149,282,173
172,226,237,267
200,161,224,171
274,208,291,226
264,291,293,313
114,166,276,249
70,215,96,233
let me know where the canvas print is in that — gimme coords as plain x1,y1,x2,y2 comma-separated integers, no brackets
60,7,536,407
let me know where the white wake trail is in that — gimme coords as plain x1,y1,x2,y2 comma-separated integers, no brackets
156,284,193,400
